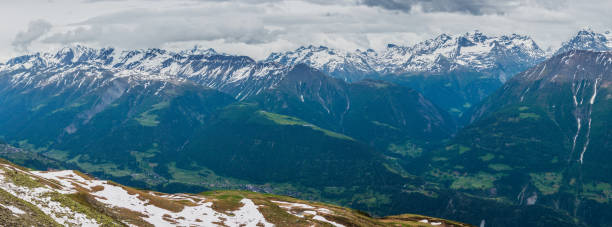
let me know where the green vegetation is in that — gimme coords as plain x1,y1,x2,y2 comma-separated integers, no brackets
350,190,392,207
52,101,86,114
135,101,170,127
368,82,389,88
17,140,48,153
582,182,612,203
479,153,495,162
2,167,43,189
488,164,512,171
323,187,346,195
382,157,413,178
371,121,399,130
68,155,132,178
388,141,423,158
43,149,70,162
130,144,161,173
166,162,248,188
449,108,462,114
31,104,46,111
258,111,354,141
432,157,448,162
530,172,562,195
205,192,245,214
519,112,541,120
450,172,498,190
136,113,160,127
46,191,119,226
0,188,60,226
445,144,471,154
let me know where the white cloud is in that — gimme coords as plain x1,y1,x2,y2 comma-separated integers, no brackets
43,6,279,47
11,19,53,51
0,0,611,61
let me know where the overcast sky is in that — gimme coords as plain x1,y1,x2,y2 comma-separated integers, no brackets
1,0,611,61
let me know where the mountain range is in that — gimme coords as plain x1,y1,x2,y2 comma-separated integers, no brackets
0,28,611,226
266,31,546,82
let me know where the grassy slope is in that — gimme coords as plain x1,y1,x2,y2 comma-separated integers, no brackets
0,158,471,227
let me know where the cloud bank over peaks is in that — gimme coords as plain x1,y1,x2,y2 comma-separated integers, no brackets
11,19,53,51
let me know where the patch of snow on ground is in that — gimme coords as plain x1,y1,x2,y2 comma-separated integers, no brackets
312,215,346,227
272,200,343,226
0,165,100,226
226,199,274,227
0,203,25,215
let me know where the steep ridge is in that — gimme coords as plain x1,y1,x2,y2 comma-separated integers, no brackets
430,50,612,227
0,157,471,227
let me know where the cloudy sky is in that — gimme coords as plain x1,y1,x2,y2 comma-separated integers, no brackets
1,0,611,61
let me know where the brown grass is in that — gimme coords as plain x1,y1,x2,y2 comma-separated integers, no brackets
119,184,186,213
162,214,178,225
71,182,92,193
91,185,105,192
72,170,96,181
110,207,152,227
213,217,230,227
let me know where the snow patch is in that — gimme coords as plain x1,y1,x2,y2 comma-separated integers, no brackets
0,203,25,215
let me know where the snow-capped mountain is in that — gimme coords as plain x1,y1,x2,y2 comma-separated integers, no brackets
266,31,547,82
555,28,612,55
381,32,546,77
265,45,378,81
0,45,289,100
0,30,560,101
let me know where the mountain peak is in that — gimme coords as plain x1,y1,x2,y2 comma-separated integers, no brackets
556,28,612,55
435,33,453,42
186,45,218,55
463,30,488,42
577,27,595,34
53,44,98,64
